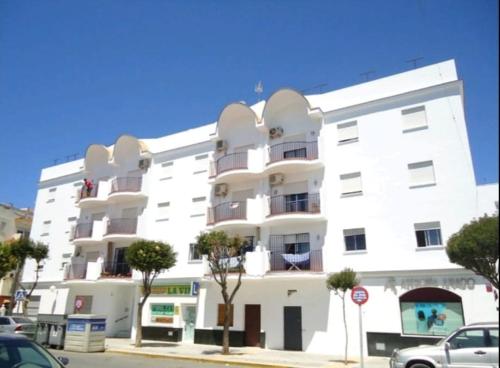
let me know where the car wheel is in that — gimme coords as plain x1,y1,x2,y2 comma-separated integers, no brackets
408,363,433,368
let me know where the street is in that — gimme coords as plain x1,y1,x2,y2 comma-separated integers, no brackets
48,350,231,368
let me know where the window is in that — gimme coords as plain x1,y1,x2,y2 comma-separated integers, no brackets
243,236,255,253
284,193,308,212
408,161,435,188
191,197,206,217
340,172,362,196
194,154,209,174
160,161,174,180
48,187,57,192
189,243,202,261
192,197,206,203
415,222,442,247
402,105,428,132
157,202,170,221
343,228,366,251
67,217,77,222
217,304,234,326
41,220,51,236
283,233,310,254
337,121,359,143
449,329,486,349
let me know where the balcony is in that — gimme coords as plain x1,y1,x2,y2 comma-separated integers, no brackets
207,201,247,226
266,193,324,225
209,152,248,180
76,183,107,208
101,261,132,279
72,220,106,245
103,218,138,241
63,261,132,282
108,177,145,203
269,249,323,272
266,141,321,174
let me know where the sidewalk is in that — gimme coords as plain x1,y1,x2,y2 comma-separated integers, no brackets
105,338,390,368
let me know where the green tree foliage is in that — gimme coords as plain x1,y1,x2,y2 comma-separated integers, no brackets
447,214,499,289
195,231,244,355
0,243,17,279
126,240,177,347
326,268,359,365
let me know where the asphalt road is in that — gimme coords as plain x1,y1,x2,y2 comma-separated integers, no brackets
48,350,231,368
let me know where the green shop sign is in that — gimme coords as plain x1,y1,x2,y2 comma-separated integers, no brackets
151,303,174,316
149,284,192,296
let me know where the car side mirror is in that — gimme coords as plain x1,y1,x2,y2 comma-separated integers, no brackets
444,342,451,351
58,357,69,366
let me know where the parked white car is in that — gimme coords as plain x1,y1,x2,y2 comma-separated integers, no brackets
0,316,37,339
390,322,499,368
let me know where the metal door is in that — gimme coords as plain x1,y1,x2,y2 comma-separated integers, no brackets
284,306,302,351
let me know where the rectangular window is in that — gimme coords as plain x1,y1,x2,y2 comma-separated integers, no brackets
189,243,202,261
402,105,428,132
157,202,170,221
192,197,206,203
337,121,359,143
343,228,366,251
194,154,209,174
195,154,209,160
49,187,57,192
217,304,234,326
408,161,435,188
340,172,362,196
283,233,310,254
41,220,51,236
160,161,174,180
415,222,442,247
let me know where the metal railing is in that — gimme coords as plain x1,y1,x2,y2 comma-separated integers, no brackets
209,152,248,177
268,141,318,164
64,263,87,280
269,249,323,272
268,193,321,216
78,183,99,200
101,262,132,278
74,223,93,239
105,218,138,235
110,177,142,193
207,201,247,225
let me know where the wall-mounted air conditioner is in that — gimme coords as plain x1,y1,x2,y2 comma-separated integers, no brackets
269,127,284,139
138,158,151,170
269,173,284,186
214,183,228,197
215,140,227,152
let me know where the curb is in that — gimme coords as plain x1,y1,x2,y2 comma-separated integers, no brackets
106,348,296,368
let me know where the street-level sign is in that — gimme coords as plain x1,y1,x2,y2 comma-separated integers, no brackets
351,286,369,305
15,290,27,301
74,297,85,311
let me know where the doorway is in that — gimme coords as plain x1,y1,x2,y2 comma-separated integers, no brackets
284,306,302,351
182,306,196,343
244,304,261,347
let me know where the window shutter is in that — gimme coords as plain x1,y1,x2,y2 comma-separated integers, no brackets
217,304,234,326
402,106,427,131
340,172,362,194
408,161,435,186
337,121,358,142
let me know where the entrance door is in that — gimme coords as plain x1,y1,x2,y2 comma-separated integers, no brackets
113,247,130,275
182,306,196,342
244,304,261,347
284,306,302,351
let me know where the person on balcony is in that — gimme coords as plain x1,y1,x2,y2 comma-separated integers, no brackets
82,178,94,197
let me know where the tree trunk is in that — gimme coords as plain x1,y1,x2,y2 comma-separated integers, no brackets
222,302,230,355
135,301,143,347
342,294,348,365
8,265,21,316
22,299,29,316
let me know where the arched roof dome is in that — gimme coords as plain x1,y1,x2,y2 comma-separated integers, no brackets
262,88,311,123
216,102,259,135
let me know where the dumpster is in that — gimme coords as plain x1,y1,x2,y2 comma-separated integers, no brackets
35,322,50,346
48,323,66,349
64,314,106,352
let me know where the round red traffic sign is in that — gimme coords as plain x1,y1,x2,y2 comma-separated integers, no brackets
74,297,85,311
351,286,369,305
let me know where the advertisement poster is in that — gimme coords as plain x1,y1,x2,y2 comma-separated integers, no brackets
151,303,174,323
401,302,464,336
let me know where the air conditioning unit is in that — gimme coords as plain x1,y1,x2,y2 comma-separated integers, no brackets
138,158,151,170
269,173,284,186
214,183,228,197
269,127,284,139
215,140,227,152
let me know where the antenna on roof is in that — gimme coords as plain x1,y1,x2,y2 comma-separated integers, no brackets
360,70,375,81
301,83,328,94
406,57,424,69
254,80,263,102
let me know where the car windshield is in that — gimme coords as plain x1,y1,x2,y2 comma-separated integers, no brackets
0,339,61,368
12,318,34,324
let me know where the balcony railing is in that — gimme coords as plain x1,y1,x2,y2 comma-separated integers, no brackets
101,262,131,278
268,141,318,164
207,201,247,225
269,193,320,216
110,177,142,194
74,223,93,239
78,183,99,201
269,249,323,272
64,263,87,280
209,152,248,178
105,218,138,235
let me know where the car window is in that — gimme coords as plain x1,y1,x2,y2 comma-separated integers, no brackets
449,329,486,349
0,318,10,325
488,328,498,347
12,318,34,324
0,340,61,368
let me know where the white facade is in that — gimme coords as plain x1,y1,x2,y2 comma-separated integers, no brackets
24,60,498,356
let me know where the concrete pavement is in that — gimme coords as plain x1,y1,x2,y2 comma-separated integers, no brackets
105,338,390,368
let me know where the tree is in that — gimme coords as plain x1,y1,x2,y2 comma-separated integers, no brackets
195,231,244,355
326,268,359,365
447,214,499,289
126,240,177,347
4,238,49,315
0,242,17,280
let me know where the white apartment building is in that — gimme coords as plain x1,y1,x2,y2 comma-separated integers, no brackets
23,59,498,357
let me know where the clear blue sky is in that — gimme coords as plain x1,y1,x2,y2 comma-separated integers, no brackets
0,0,498,209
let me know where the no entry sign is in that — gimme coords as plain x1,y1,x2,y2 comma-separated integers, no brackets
351,286,369,305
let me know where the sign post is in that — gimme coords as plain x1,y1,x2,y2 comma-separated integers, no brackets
351,286,369,368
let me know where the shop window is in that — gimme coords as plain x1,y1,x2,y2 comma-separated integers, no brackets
217,304,233,326
400,288,464,336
